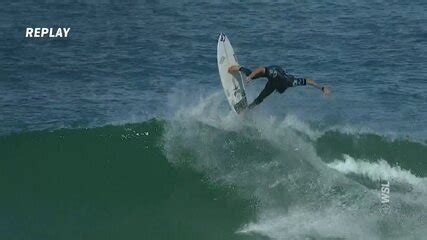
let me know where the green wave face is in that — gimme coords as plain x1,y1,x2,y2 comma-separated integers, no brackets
0,120,255,240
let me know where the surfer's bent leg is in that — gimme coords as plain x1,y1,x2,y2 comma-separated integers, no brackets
248,80,275,109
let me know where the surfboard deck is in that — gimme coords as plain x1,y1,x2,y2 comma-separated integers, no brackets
217,33,248,114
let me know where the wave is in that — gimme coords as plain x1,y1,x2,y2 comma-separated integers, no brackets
163,91,427,240
0,120,256,239
1,91,426,239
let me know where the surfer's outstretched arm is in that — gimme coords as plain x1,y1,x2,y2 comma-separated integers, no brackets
306,78,331,96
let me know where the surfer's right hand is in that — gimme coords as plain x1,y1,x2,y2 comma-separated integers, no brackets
245,76,252,84
228,65,240,74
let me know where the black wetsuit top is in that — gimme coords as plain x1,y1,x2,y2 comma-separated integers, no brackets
239,65,306,108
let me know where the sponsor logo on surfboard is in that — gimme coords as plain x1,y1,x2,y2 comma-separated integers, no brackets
219,33,225,42
219,56,225,64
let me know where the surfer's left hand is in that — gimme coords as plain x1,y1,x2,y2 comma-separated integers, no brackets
245,76,252,84
322,86,331,96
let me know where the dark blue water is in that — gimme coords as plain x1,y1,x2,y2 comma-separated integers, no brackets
1,0,426,138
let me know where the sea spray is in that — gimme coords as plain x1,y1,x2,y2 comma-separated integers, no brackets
163,92,427,240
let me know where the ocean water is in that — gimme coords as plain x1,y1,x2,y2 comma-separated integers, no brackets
1,1,426,239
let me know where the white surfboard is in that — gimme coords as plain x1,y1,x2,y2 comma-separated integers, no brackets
217,33,247,114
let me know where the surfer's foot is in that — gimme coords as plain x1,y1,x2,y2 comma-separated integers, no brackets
248,102,256,109
228,65,240,74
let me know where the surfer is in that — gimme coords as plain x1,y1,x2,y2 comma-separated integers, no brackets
228,65,331,109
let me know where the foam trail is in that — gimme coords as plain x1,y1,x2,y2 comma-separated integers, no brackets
328,154,423,185
238,206,379,240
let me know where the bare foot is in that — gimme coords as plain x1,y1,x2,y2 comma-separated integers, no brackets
228,65,240,74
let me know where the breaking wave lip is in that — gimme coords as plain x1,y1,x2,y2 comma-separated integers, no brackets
324,125,427,145
327,154,424,186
